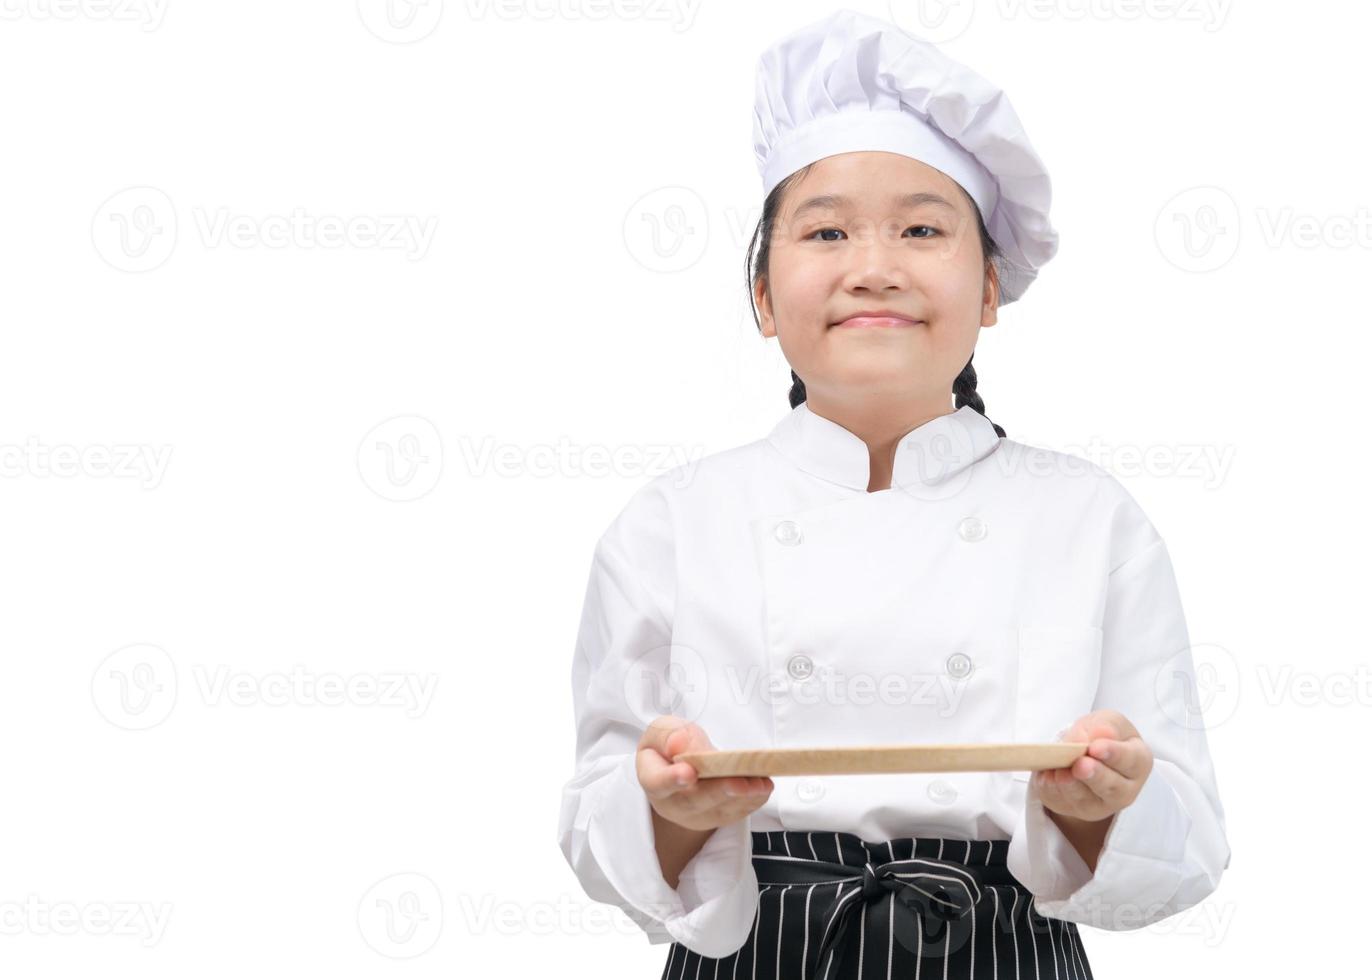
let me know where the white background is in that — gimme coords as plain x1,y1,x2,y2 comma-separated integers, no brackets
0,0,1363,975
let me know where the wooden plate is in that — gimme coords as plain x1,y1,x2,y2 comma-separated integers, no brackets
675,742,1088,778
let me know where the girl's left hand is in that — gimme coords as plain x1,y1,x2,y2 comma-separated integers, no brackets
1035,709,1153,823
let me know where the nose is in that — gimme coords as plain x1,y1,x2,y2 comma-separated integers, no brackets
840,224,912,294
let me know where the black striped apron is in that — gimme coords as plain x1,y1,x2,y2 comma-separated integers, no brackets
659,829,1094,980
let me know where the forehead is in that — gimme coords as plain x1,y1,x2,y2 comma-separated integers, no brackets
782,151,969,218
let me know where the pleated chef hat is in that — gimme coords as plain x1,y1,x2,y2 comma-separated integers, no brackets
752,9,1058,305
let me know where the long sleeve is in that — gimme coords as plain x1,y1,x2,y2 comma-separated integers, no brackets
1010,534,1232,929
556,491,760,957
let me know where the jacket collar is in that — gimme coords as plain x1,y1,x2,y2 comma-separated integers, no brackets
766,400,1002,492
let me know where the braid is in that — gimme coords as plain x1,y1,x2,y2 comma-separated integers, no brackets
953,353,1006,438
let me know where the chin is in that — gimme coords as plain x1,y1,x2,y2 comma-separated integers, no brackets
828,365,924,391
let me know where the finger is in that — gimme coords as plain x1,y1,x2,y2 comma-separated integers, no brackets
1087,735,1150,780
660,721,719,765
1047,768,1106,818
640,715,690,755
690,775,773,804
1038,761,1097,803
638,745,691,801
642,715,700,754
1063,714,1119,745
1073,753,1134,807
663,759,762,805
641,719,714,775
639,743,716,800
1084,709,1137,740
721,776,774,798
1053,753,1104,789
673,775,773,818
1034,768,1073,808
1033,767,1068,796
638,718,697,795
1039,765,1083,791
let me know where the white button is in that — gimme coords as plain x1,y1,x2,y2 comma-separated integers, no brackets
945,653,972,678
774,520,803,546
928,779,958,805
786,654,814,680
796,779,825,803
957,517,987,542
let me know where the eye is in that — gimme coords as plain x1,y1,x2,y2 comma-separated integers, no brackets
804,225,942,241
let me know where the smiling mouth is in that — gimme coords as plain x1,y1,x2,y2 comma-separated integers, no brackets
831,316,925,328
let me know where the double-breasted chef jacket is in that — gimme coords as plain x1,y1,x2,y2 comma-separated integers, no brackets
557,400,1232,958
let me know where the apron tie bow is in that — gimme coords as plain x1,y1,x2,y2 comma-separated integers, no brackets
755,850,983,976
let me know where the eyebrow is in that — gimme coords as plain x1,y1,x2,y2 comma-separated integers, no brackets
790,192,959,219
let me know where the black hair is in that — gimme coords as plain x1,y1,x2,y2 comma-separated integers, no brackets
744,162,1007,439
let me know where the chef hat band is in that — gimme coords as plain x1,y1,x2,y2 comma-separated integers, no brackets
752,9,1058,305
760,108,999,227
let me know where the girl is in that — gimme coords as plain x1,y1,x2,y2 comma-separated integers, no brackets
558,10,1231,979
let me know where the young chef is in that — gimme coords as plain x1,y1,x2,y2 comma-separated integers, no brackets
557,9,1231,978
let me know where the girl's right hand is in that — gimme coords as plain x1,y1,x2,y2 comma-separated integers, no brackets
637,715,774,832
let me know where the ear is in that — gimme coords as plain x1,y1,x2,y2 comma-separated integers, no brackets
980,261,1000,328
755,277,777,338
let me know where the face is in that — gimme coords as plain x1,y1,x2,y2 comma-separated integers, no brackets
755,151,998,411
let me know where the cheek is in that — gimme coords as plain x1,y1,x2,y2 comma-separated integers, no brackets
770,264,832,327
920,241,984,296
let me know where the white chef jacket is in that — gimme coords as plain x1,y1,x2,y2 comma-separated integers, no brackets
557,401,1231,958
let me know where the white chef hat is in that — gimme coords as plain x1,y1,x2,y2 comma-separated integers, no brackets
752,8,1058,305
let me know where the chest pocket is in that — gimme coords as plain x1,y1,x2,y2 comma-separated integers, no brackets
1011,625,1104,782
